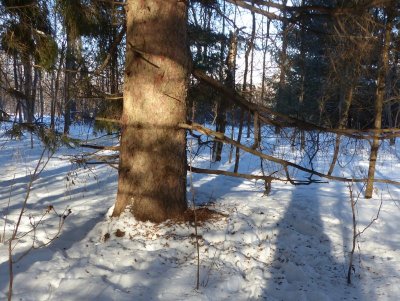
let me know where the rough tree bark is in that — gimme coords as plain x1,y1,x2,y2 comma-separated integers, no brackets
112,0,189,222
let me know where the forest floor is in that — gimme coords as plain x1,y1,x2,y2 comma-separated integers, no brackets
0,122,400,300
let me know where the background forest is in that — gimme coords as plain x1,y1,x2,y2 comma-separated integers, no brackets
0,0,399,197
1,1,400,301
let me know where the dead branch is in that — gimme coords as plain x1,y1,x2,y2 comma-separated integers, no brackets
225,0,287,21
95,117,121,124
227,0,390,20
93,24,126,76
189,165,273,181
70,153,119,170
80,144,120,151
188,165,326,186
358,197,383,236
179,122,400,186
192,69,400,140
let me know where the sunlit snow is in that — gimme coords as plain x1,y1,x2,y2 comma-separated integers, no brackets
0,122,399,300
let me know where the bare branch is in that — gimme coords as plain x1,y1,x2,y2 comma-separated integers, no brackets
179,122,400,186
80,144,120,151
192,69,400,140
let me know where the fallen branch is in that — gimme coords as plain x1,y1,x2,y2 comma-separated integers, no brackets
189,166,273,181
70,153,119,169
188,166,326,186
178,122,400,186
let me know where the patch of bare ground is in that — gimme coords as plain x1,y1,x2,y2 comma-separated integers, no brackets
173,206,228,225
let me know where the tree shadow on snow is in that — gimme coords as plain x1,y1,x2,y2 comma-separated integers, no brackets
262,182,366,301
0,164,117,298
0,210,107,297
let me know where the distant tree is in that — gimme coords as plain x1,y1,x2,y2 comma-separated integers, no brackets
1,0,57,123
57,0,98,133
275,0,332,125
365,1,396,198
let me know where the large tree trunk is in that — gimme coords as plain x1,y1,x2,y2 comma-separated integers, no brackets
112,0,189,222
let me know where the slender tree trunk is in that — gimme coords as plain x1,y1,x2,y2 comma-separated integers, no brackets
113,0,189,222
246,5,256,139
51,44,65,129
257,15,271,149
212,0,227,162
261,17,271,103
385,34,399,145
253,111,260,149
233,28,252,172
22,57,34,123
384,104,395,145
275,0,288,121
31,66,39,117
50,73,55,125
365,5,393,198
234,108,244,173
389,35,400,144
226,28,238,88
212,98,227,162
298,0,306,119
229,107,235,163
39,70,43,121
13,54,23,122
328,86,354,176
64,30,75,134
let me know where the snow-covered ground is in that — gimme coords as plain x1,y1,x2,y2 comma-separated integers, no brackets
0,123,399,300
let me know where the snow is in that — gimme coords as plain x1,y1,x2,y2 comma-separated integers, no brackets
0,123,400,300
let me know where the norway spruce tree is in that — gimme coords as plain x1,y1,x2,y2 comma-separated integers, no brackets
112,0,189,221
